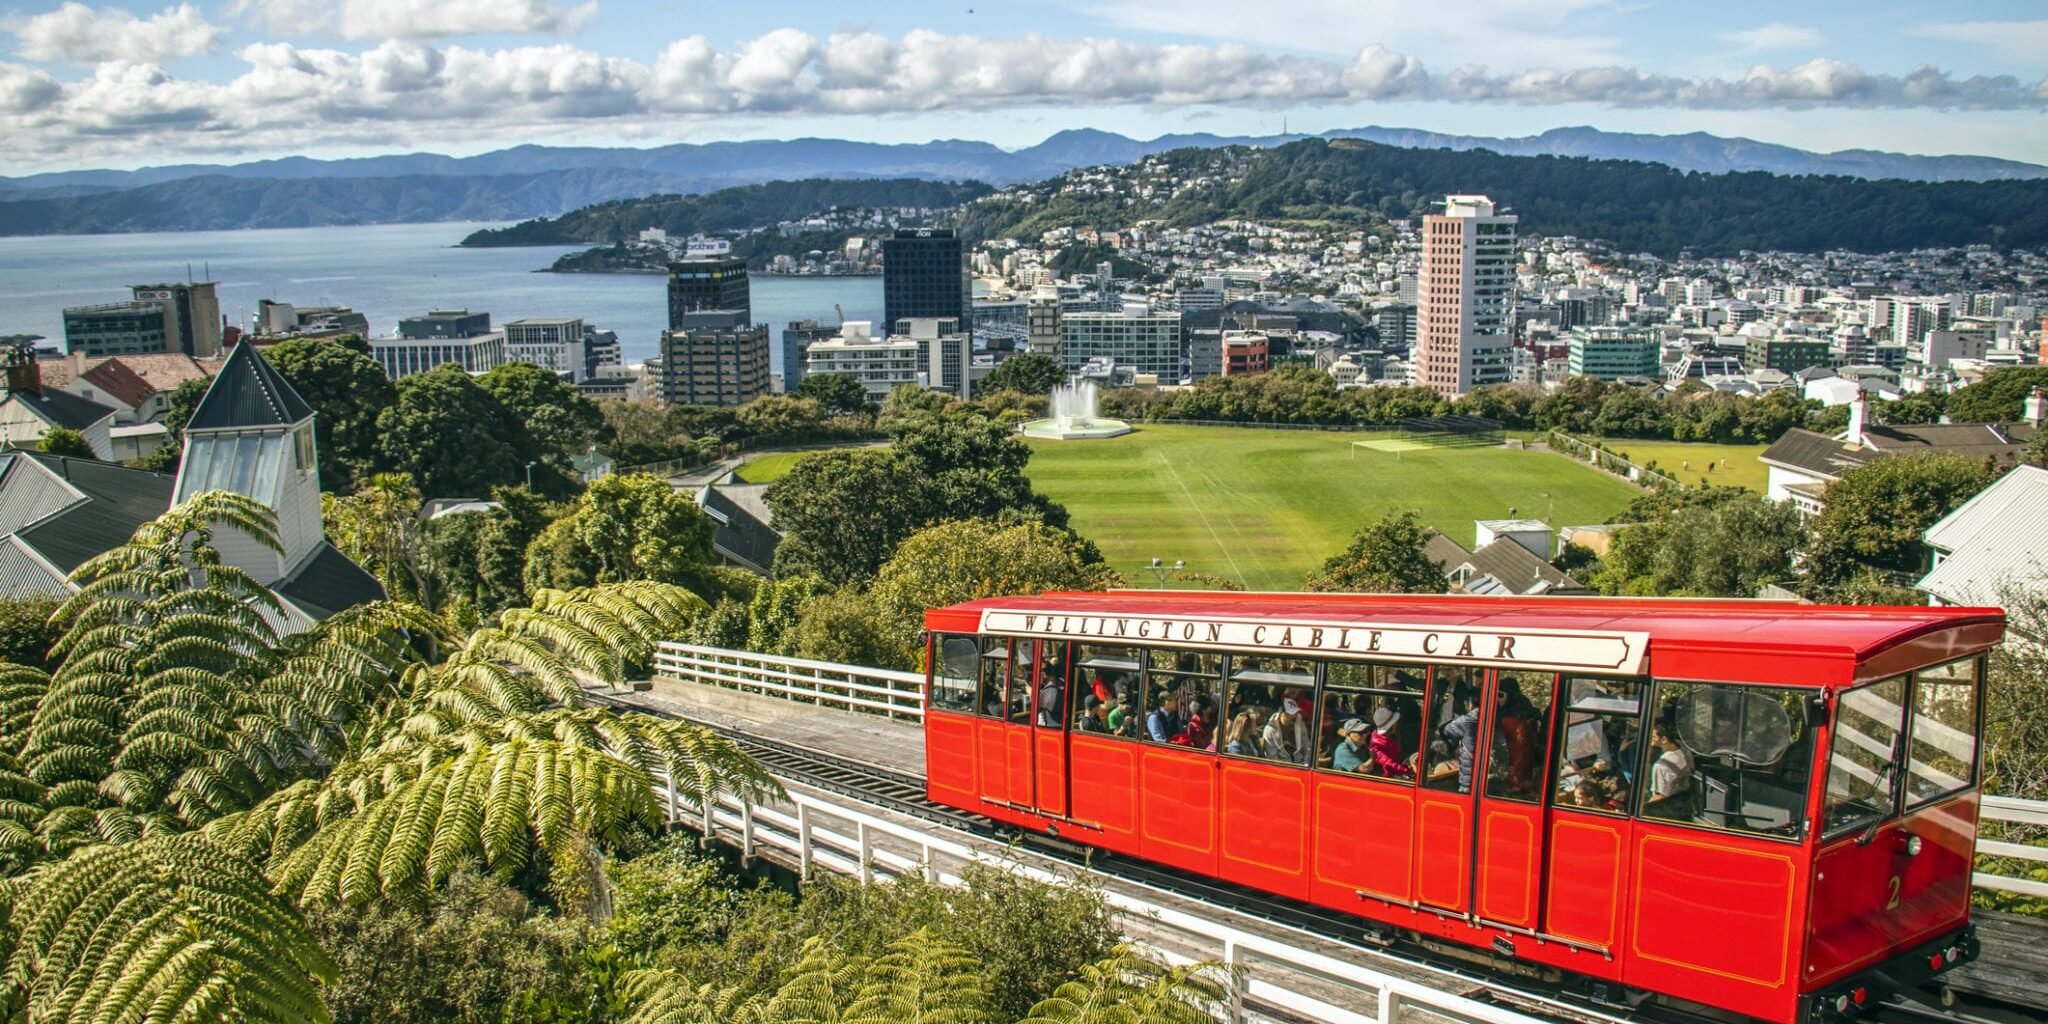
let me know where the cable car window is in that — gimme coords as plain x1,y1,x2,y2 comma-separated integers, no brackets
1823,676,1910,839
1221,655,1316,765
1318,662,1424,783
1004,640,1036,724
1036,642,1071,730
930,634,978,713
1647,681,1816,839
1145,649,1224,750
977,638,1012,719
1423,665,1485,792
1073,644,1141,738
1485,672,1555,803
1550,677,1648,816
1906,658,1980,809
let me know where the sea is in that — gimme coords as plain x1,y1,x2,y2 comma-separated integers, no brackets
0,221,883,373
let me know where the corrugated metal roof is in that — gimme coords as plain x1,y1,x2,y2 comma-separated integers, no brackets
184,342,313,432
1918,465,2048,607
0,387,117,432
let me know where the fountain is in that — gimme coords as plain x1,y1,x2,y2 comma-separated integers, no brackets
1020,378,1133,440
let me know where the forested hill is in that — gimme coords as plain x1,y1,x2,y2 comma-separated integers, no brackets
956,139,2048,256
460,178,995,247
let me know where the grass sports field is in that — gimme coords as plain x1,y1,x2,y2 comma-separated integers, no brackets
1023,425,1639,591
1581,439,1769,492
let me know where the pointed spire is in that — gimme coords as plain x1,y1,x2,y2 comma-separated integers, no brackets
184,341,312,431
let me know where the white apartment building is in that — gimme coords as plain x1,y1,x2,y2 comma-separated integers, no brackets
1416,195,1517,398
370,331,508,379
1060,301,1181,378
504,317,587,381
802,322,920,400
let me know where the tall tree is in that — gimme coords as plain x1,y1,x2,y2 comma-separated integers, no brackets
980,354,1068,396
523,472,716,592
795,372,874,416
267,334,399,492
1803,453,1999,602
1304,510,1449,594
1591,490,1803,597
1945,367,2048,424
375,363,533,499
479,361,605,464
765,448,931,585
323,472,430,604
871,518,1120,651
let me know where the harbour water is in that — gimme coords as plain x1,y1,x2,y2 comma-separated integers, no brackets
0,221,883,371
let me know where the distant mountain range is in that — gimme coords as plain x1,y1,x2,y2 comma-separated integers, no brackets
0,126,2042,236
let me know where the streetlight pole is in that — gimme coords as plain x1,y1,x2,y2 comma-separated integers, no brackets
1147,557,1186,588
525,461,536,489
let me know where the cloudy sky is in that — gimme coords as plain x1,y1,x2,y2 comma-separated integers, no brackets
2,0,2045,174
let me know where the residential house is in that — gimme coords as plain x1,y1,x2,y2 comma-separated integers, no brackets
1758,391,2039,518
1917,464,2048,610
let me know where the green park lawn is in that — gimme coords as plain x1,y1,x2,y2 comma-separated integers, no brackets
1581,438,1770,492
1023,425,1641,591
733,451,806,484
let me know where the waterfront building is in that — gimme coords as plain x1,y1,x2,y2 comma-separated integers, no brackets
801,322,919,401
900,317,972,399
657,311,770,406
1417,194,1517,397
883,229,969,330
504,317,587,381
62,301,168,357
780,319,839,392
1027,287,1063,360
398,309,491,340
131,282,222,358
370,331,507,378
667,258,751,328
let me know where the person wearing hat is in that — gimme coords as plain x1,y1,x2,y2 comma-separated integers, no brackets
1368,706,1416,778
1330,717,1375,773
1262,695,1312,765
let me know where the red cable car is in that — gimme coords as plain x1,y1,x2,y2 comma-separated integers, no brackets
921,592,2003,1024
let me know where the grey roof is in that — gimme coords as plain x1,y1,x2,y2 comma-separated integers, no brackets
699,484,780,575
1861,421,2037,457
3,452,174,574
184,342,313,431
274,543,386,621
1918,465,2048,608
1465,539,1589,595
2,387,116,432
1758,428,1878,480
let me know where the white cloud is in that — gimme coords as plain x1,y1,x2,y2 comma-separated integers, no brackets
1915,20,2048,66
230,0,595,41
8,3,220,64
1719,23,1823,53
1078,0,1628,68
3,30,2044,167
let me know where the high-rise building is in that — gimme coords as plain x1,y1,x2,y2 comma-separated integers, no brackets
1027,287,1063,360
504,317,587,381
899,317,972,399
657,311,769,406
1220,331,1269,376
882,229,968,330
667,258,751,328
780,319,839,392
62,302,169,357
1059,302,1181,378
132,282,222,357
1416,194,1517,398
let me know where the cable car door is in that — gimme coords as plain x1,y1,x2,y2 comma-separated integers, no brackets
976,638,1033,813
1469,670,1557,931
1413,665,1483,913
1030,641,1071,817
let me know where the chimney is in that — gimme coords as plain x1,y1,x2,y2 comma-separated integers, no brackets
4,345,40,396
68,350,85,374
2025,386,2046,429
1844,386,1867,448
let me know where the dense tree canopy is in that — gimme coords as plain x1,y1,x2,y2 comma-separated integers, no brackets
1803,453,1999,602
1589,487,1803,597
375,364,536,499
1304,510,1449,594
267,335,398,492
794,372,872,416
765,449,929,584
1945,367,2048,424
524,472,716,592
478,361,606,471
871,519,1119,650
980,353,1069,396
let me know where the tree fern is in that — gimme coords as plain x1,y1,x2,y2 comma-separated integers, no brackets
843,928,994,1024
6,833,335,1024
1018,946,1225,1024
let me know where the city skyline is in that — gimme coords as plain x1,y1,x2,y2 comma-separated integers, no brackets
1,1,2045,174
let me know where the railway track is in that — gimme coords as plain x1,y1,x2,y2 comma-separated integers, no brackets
590,690,2010,1024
